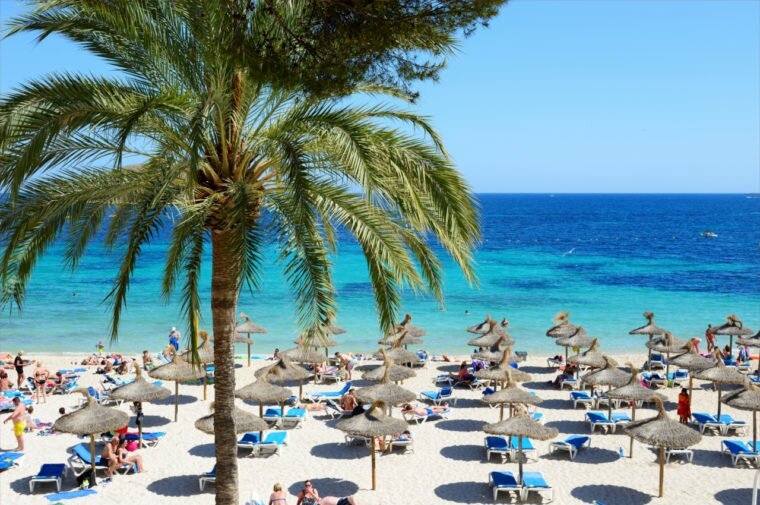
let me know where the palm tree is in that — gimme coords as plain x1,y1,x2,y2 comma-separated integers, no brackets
1,3,479,503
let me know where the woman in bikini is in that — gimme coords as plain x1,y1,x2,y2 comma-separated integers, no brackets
269,482,288,505
296,481,358,505
33,362,50,404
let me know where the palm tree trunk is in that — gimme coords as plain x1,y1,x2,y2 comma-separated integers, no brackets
211,230,240,505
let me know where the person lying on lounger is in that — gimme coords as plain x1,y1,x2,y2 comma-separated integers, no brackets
400,402,450,416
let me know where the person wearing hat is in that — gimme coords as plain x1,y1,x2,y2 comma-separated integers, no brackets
168,327,181,350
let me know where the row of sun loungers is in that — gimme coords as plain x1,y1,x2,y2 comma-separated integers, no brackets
585,411,632,433
692,412,746,435
489,470,554,503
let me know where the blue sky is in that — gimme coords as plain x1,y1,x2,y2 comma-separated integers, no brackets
1,0,758,193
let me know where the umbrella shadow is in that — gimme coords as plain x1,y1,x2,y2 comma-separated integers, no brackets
434,481,492,503
715,488,752,504
310,442,364,460
147,475,202,496
541,446,619,464
435,419,486,432
535,399,570,411
153,394,198,406
544,420,587,434
436,364,460,373
440,444,485,462
571,484,652,504
454,398,487,409
138,414,172,428
522,381,554,391
188,443,216,457
517,366,546,374
688,448,729,468
287,477,358,496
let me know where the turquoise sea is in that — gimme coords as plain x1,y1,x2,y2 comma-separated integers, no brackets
1,194,757,356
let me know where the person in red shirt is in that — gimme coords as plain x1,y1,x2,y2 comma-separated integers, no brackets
705,324,715,352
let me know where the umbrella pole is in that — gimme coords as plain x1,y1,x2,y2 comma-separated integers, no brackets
499,403,504,422
518,436,524,486
629,403,636,458
247,342,251,368
658,446,665,497
688,377,693,408
259,403,264,440
753,411,757,451
89,434,97,483
716,384,722,419
203,376,207,401
729,335,733,361
647,334,653,370
299,381,303,402
137,402,144,449
607,386,612,421
174,382,179,422
665,352,671,387
371,435,377,490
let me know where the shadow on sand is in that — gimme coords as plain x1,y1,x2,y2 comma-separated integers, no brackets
287,477,359,497
434,481,493,503
571,484,652,505
148,475,203,497
435,419,486,432
310,442,364,460
440,444,486,462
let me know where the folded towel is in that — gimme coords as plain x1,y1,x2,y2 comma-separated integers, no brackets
45,489,97,502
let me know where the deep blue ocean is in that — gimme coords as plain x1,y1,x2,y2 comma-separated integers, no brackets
1,194,758,355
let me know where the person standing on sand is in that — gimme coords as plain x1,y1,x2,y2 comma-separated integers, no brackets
3,397,26,451
33,362,50,404
677,388,691,425
705,324,715,352
168,327,181,350
13,351,26,389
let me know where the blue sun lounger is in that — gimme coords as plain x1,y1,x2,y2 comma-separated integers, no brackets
510,436,537,461
199,465,216,491
237,431,288,457
402,406,451,424
484,436,511,461
718,414,747,435
29,464,66,492
68,443,135,477
571,391,593,409
489,471,522,501
549,435,591,460
692,413,724,434
122,431,166,447
0,451,24,471
722,440,760,467
307,382,352,403
263,408,307,428
586,411,617,433
419,386,455,406
521,471,554,503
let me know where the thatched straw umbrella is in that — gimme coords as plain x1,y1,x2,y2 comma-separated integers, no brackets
179,330,214,400
283,346,326,386
336,401,408,490
110,363,171,447
624,397,702,497
737,329,760,376
472,344,509,362
694,349,745,419
355,356,416,413
236,369,292,438
629,312,668,369
556,331,594,362
712,314,754,360
581,357,629,419
372,337,420,364
54,389,129,481
724,380,760,450
474,349,532,386
388,313,426,338
236,312,268,367
467,327,515,348
646,332,689,380
360,363,416,383
607,365,665,457
484,414,558,485
481,369,542,421
468,315,508,335
194,402,269,435
669,341,714,406
568,339,608,369
378,331,424,346
546,312,584,338
148,349,205,422
294,319,345,357
255,357,311,403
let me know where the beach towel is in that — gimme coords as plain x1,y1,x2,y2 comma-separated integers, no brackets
45,489,97,502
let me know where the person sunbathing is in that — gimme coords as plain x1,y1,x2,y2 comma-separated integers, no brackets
296,480,359,505
0,371,11,391
449,361,474,384
401,402,449,416
48,371,69,395
102,438,145,477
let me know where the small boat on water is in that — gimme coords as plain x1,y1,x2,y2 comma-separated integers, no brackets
700,231,718,238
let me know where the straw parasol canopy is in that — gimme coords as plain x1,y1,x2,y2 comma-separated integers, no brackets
355,382,416,407
372,338,420,364
568,339,608,368
378,331,424,346
481,370,542,421
474,349,532,384
54,388,129,480
236,368,293,436
624,397,702,497
630,312,668,371
468,328,515,348
255,357,311,383
468,315,508,335
724,380,760,450
713,314,755,357
670,341,715,404
149,349,205,422
360,363,416,383
580,357,628,388
179,330,215,364
555,330,594,362
194,403,269,435
294,334,339,347
484,414,558,485
695,349,746,419
646,332,689,379
387,313,426,338
282,347,325,364
737,329,760,348
236,312,267,367
110,363,171,448
472,348,508,362
546,312,584,338
336,401,408,490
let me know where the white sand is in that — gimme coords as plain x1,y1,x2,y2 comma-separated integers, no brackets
0,352,753,505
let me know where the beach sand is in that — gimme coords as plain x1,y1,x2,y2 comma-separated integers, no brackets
0,352,752,504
